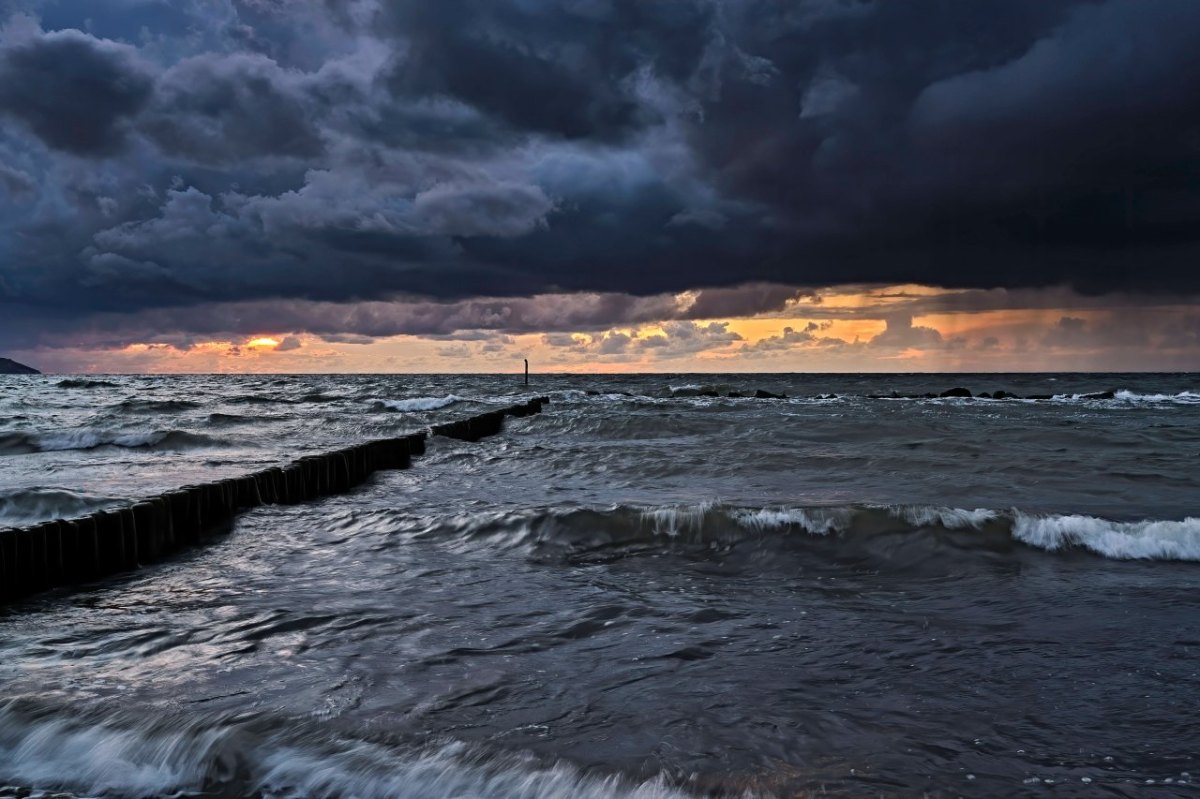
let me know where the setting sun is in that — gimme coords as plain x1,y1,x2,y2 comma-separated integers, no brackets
246,337,280,349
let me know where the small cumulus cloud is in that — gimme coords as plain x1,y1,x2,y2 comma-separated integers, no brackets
869,314,944,350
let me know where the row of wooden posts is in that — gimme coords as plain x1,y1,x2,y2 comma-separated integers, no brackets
0,396,549,605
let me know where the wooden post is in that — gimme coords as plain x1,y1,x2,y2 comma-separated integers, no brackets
524,358,529,385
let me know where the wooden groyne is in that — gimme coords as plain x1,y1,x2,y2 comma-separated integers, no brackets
0,397,549,605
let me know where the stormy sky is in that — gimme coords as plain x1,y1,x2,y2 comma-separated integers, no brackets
1,0,1199,372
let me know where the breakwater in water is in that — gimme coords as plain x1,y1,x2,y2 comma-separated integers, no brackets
0,397,548,605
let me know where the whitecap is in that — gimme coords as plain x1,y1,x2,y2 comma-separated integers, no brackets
733,507,852,535
891,505,999,530
1011,512,1200,560
0,705,696,799
377,395,466,412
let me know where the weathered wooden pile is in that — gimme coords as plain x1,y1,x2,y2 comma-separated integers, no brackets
0,396,549,605
430,397,546,441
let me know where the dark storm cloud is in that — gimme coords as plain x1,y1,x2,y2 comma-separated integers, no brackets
141,52,325,164
381,1,715,141
3,0,1200,350
0,281,817,351
0,22,155,155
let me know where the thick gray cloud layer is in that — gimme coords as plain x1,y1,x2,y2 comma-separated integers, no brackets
2,0,1200,348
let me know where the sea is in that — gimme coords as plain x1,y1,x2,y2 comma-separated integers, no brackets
1,373,1198,798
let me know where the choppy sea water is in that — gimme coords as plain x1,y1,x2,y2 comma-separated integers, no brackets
1,373,1199,798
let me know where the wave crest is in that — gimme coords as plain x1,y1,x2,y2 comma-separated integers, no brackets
55,378,118,389
1012,512,1200,560
390,503,1200,563
0,428,230,455
0,487,122,526
0,702,691,799
373,395,466,412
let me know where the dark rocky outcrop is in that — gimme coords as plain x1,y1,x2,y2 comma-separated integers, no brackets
755,389,788,399
1081,391,1116,400
0,357,39,375
939,387,973,398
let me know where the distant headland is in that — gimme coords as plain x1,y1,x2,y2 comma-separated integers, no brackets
0,357,39,374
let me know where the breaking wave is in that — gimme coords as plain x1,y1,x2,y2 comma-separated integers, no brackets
0,428,230,455
373,395,467,412
1109,389,1200,405
55,378,118,389
394,503,1200,563
0,487,123,526
0,702,691,799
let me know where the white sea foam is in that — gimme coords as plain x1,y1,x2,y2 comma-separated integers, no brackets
1111,389,1200,405
0,707,694,799
733,507,852,535
891,505,999,529
731,503,1200,561
641,502,716,537
255,740,691,799
1012,512,1200,560
1046,389,1200,405
378,395,466,412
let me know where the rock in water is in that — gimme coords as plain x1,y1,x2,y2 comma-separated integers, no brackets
755,389,788,399
939,387,973,398
0,357,39,375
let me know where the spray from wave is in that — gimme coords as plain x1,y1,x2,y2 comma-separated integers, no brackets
0,702,694,799
1109,389,1200,405
372,395,467,412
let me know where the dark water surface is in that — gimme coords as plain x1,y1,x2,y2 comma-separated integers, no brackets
1,374,1199,797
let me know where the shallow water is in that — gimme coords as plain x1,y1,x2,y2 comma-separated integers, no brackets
1,373,1199,797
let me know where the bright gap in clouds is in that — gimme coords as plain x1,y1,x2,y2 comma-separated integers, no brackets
11,285,1200,374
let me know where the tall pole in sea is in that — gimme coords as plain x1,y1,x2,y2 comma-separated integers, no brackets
524,359,529,386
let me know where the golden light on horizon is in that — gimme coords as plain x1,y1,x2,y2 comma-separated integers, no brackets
31,288,1200,375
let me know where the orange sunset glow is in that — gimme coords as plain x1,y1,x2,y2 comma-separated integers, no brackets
14,286,1198,374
